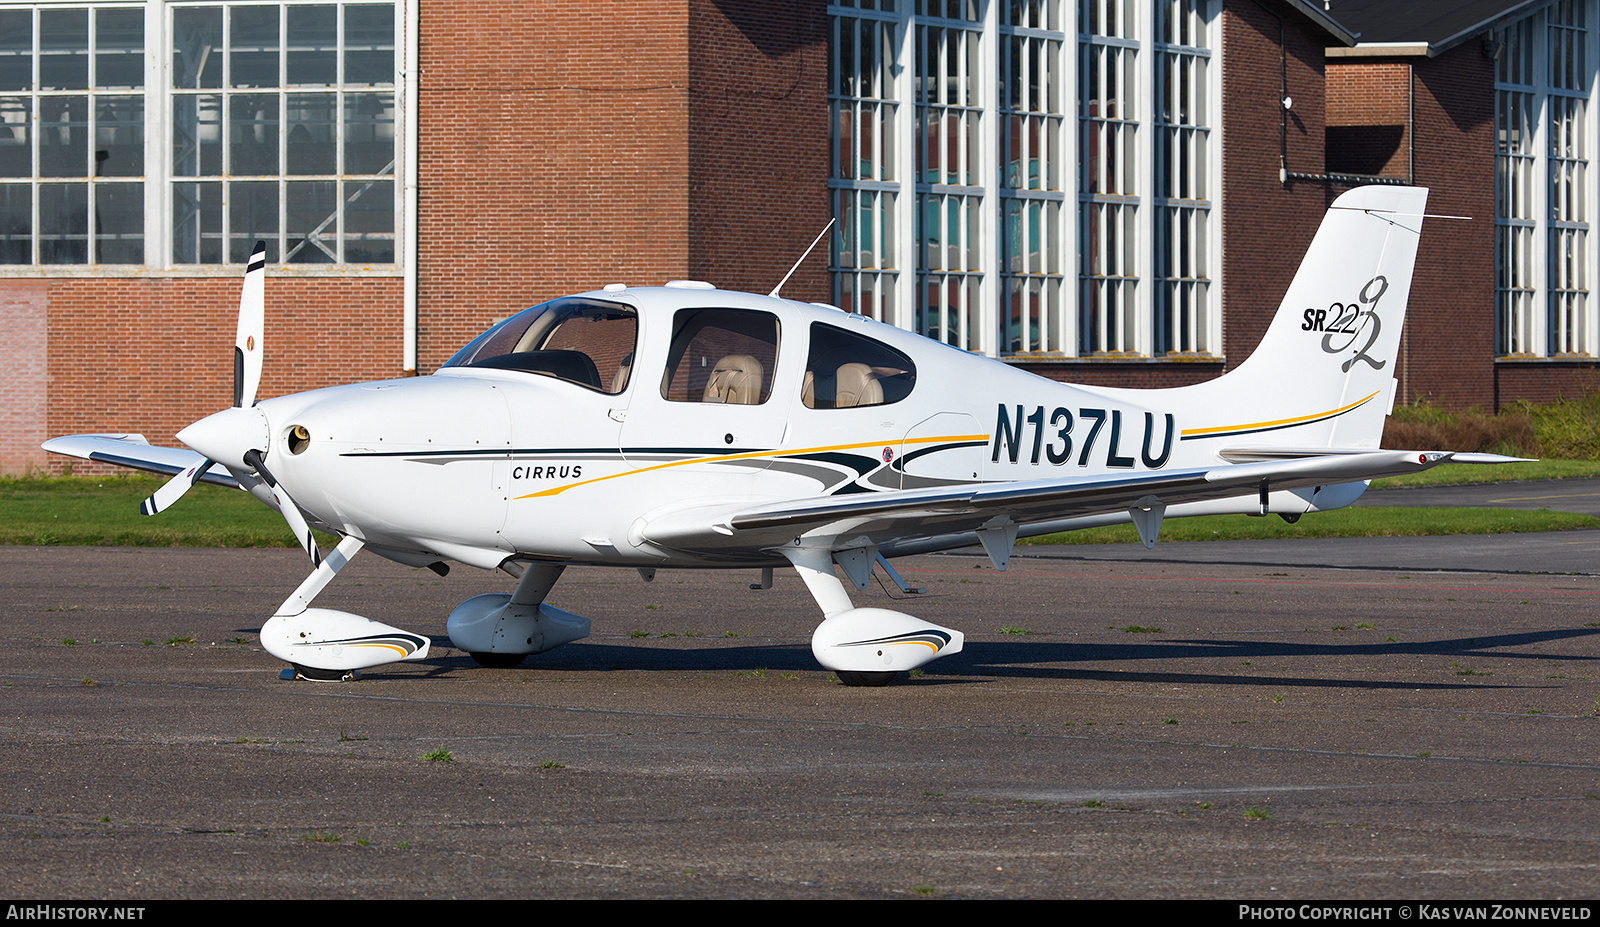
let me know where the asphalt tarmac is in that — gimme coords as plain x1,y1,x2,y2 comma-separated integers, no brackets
2,480,1598,899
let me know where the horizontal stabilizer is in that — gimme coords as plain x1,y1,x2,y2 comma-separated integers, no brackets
1221,446,1535,465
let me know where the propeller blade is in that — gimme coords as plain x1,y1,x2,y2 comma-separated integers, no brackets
139,459,215,516
273,483,322,569
234,241,267,408
243,448,321,568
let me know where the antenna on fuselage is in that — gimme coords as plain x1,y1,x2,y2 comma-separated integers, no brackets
769,218,836,299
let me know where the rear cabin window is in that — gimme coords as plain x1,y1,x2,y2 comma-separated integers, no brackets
441,298,638,395
661,308,780,405
802,322,915,408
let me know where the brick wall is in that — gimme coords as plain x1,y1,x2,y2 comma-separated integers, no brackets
0,280,47,473
414,1,693,371
1326,62,1410,178
1402,46,1497,411
1495,362,1600,407
688,0,830,301
1218,0,1332,368
43,276,404,473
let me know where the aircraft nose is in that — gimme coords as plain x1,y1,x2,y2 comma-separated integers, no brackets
176,406,269,470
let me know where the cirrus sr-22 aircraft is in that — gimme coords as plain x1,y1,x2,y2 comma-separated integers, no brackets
44,185,1520,685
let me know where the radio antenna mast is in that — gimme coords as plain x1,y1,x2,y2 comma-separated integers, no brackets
769,218,836,299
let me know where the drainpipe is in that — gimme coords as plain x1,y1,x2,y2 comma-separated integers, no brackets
402,0,420,374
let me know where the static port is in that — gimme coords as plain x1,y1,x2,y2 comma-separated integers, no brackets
287,424,311,455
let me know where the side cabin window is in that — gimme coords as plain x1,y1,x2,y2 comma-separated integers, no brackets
440,298,637,395
661,308,780,405
803,321,916,409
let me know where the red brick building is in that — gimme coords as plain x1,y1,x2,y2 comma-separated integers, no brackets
0,0,1593,474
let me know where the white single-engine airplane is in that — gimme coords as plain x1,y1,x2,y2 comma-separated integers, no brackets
44,185,1519,685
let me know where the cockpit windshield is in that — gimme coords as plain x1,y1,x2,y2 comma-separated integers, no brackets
440,298,638,394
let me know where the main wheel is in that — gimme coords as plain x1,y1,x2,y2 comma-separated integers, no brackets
289,663,354,682
469,651,527,668
835,670,897,687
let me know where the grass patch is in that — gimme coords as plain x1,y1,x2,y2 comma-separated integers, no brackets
1022,506,1597,546
0,473,336,548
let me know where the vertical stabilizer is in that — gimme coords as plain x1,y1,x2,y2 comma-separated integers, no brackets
1178,185,1429,449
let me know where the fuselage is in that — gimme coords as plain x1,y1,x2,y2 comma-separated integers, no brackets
243,284,1367,571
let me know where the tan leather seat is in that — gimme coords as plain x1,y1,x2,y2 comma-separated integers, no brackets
703,354,764,404
832,362,882,408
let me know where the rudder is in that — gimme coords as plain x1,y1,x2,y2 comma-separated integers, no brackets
1185,185,1430,449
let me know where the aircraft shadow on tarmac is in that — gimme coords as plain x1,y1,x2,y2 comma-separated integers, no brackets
367,626,1600,691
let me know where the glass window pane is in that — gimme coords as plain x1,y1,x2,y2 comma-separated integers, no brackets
344,178,393,263
230,4,279,88
0,10,32,92
39,182,87,263
95,7,144,90
0,97,29,177
229,180,278,262
0,184,29,263
39,95,88,178
343,91,393,173
229,93,278,175
287,93,335,174
94,181,142,263
344,4,394,84
285,179,336,263
172,93,221,177
173,180,222,264
173,7,222,90
95,94,143,177
287,5,336,85
39,8,87,91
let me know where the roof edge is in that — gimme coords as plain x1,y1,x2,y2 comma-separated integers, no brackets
1431,0,1555,55
1324,0,1560,58
1280,0,1359,46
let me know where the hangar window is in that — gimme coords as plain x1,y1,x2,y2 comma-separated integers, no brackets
1495,1,1597,358
828,1,1219,360
0,1,400,268
441,297,638,394
171,1,397,265
0,5,146,264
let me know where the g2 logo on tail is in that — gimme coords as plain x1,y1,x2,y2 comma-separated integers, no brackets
1301,275,1389,372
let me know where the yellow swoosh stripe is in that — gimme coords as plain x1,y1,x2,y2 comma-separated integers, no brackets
1179,391,1380,439
516,433,990,500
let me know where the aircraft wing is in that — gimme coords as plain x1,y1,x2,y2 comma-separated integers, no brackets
41,434,240,489
640,449,1525,559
